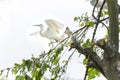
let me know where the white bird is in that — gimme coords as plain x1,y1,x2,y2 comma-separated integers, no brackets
34,19,65,42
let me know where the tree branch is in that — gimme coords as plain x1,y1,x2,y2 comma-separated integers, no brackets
69,40,106,77
92,0,106,42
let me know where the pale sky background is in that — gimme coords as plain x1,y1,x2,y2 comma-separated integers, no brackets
0,0,118,80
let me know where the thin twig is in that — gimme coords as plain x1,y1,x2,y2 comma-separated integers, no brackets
91,0,106,42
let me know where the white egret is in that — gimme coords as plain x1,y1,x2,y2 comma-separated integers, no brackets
34,19,65,42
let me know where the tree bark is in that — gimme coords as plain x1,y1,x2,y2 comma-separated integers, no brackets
103,0,120,79
106,0,119,52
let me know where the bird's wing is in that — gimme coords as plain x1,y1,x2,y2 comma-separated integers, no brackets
45,19,64,34
45,19,64,29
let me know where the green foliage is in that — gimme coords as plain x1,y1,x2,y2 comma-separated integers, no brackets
100,11,109,17
66,41,72,47
15,76,25,80
87,68,100,80
0,46,66,80
83,58,88,65
74,13,94,27
74,16,80,21
104,11,109,15
82,39,92,48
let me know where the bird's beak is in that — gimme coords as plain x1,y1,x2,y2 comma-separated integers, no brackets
34,24,41,26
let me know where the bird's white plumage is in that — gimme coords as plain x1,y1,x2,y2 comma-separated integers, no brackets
34,19,65,42
45,19,64,35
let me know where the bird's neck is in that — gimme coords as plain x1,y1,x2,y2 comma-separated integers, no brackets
40,28,46,38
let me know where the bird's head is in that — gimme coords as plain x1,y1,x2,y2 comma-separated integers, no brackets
34,24,43,27
34,24,44,30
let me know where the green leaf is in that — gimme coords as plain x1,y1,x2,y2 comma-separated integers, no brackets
14,63,20,67
87,67,100,80
62,60,68,63
54,46,63,55
53,56,59,65
67,42,71,46
15,76,25,80
82,43,87,48
74,17,78,21
21,60,26,67
25,75,32,80
80,22,85,27
89,21,94,27
74,16,80,21
32,67,38,78
12,67,18,75
86,20,90,25
100,12,104,17
82,39,92,48
104,11,109,15
25,60,33,71
83,58,88,65
36,70,43,80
